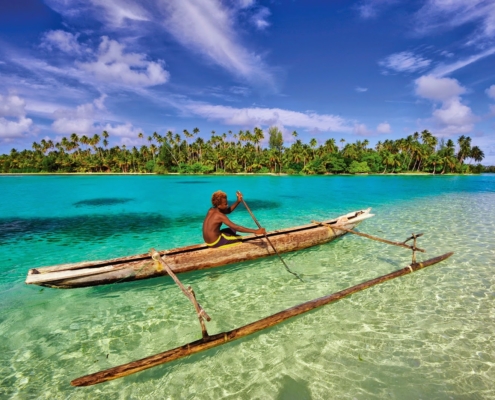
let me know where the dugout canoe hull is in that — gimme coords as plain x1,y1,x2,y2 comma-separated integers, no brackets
25,208,374,289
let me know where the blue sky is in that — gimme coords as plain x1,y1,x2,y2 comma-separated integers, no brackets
1,0,495,164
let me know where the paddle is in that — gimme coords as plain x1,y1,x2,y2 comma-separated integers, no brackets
236,191,303,282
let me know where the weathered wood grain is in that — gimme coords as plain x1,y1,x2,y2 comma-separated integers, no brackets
26,209,374,288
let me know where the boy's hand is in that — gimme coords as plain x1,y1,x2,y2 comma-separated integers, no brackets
255,228,266,235
236,191,243,202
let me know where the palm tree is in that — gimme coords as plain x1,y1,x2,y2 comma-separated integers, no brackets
467,146,484,164
32,141,41,153
324,138,337,154
268,148,280,173
383,152,400,173
150,144,157,163
440,154,457,174
70,133,79,145
80,135,89,154
309,138,317,157
253,127,264,153
427,154,440,174
457,135,472,164
342,144,358,160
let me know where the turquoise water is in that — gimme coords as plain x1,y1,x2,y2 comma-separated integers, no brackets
1,174,494,399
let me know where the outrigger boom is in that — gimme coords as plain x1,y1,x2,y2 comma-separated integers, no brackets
71,251,454,387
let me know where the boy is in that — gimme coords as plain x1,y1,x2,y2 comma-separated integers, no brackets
203,190,266,248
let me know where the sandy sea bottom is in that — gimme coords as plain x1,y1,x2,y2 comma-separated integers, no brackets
0,175,494,399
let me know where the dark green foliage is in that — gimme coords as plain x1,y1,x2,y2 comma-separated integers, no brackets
268,126,283,151
0,130,487,175
361,153,383,173
145,160,155,172
326,155,346,173
348,161,371,174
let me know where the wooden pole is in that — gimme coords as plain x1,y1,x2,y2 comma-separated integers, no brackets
71,252,453,387
312,220,426,253
237,191,303,281
149,249,211,331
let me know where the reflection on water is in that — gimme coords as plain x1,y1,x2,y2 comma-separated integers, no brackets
0,213,216,244
0,213,171,242
73,198,134,207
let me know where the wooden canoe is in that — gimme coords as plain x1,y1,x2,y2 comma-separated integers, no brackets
25,208,374,289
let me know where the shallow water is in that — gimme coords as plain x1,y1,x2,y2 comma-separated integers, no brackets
0,175,494,399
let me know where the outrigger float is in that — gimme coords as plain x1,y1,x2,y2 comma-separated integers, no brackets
26,208,375,289
67,204,453,387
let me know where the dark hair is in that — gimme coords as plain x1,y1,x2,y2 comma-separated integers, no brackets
211,190,227,207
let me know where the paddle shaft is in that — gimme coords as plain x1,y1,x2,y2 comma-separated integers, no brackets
237,192,303,281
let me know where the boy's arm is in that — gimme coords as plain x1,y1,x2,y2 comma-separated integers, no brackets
219,214,265,235
221,192,243,214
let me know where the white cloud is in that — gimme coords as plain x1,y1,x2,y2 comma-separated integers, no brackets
238,0,255,9
93,94,107,110
41,30,82,54
92,0,149,25
51,96,107,134
0,94,27,118
353,124,372,136
376,122,391,133
415,75,477,136
159,0,275,88
440,50,454,58
50,96,142,141
77,37,169,87
230,86,250,96
25,100,68,116
379,51,431,73
432,99,476,128
0,94,34,139
355,87,368,93
185,103,352,133
486,84,495,99
251,7,270,30
352,122,391,136
415,75,465,101
487,85,495,116
0,117,33,139
356,0,398,19
414,0,495,47
102,122,142,138
43,0,276,89
45,0,149,27
430,47,495,77
52,116,95,135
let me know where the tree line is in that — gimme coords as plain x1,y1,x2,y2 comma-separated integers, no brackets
0,127,490,174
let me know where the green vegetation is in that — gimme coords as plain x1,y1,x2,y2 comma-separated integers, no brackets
0,128,489,174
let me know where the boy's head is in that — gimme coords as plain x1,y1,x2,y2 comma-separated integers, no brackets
211,190,227,208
